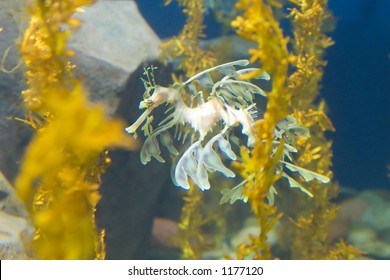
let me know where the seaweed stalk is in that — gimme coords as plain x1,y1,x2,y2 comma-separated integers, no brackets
16,0,133,259
287,0,360,259
232,0,291,259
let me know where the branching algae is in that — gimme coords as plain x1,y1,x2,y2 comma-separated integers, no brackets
287,0,361,259
230,0,360,259
15,0,133,259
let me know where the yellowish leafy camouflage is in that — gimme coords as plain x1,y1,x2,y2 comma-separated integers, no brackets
174,186,206,259
16,0,134,259
327,240,363,260
232,0,291,259
287,0,360,259
231,0,359,260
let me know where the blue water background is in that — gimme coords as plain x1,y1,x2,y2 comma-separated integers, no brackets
136,0,390,190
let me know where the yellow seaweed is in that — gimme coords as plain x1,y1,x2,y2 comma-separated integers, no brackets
15,0,134,259
174,186,205,259
232,0,360,259
232,0,291,259
287,0,360,259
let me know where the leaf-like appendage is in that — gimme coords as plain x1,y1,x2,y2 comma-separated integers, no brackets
220,180,248,205
236,68,271,80
216,79,266,108
140,135,164,164
257,71,271,80
225,83,252,103
217,65,237,76
281,172,313,197
197,73,214,88
216,135,237,160
266,186,278,206
160,132,179,156
276,116,296,131
174,134,238,191
184,59,249,85
174,141,202,189
225,80,266,97
196,134,236,190
274,116,309,145
187,84,197,95
287,124,310,137
281,161,330,183
217,88,237,104
272,140,297,161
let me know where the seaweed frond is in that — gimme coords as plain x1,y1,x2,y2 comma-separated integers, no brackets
287,0,360,260
231,0,292,259
15,0,134,259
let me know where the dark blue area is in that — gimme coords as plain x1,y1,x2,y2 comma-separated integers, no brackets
135,1,185,38
135,0,390,189
135,0,221,38
323,0,390,189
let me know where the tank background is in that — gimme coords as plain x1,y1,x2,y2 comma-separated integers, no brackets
135,0,390,190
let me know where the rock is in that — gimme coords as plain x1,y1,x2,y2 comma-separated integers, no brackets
0,171,27,218
0,171,33,259
0,211,32,259
228,217,281,258
359,191,390,231
150,217,179,249
0,0,32,182
0,0,27,91
344,190,390,259
355,240,390,259
69,0,161,115
0,3,33,257
329,197,368,241
0,0,161,181
348,226,377,245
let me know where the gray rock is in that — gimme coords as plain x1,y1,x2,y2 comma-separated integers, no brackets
69,0,161,115
0,0,32,182
0,171,28,218
0,0,161,181
359,191,390,231
0,171,33,259
355,240,390,259
0,0,27,92
345,190,390,259
348,225,377,246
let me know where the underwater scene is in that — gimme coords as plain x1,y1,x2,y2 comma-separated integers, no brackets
0,0,389,260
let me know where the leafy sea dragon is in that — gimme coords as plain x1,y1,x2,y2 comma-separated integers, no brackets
125,60,329,204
